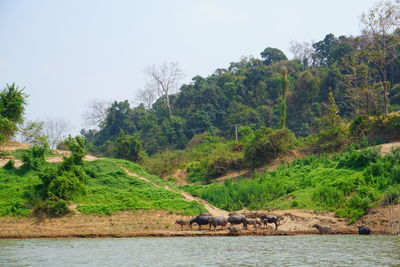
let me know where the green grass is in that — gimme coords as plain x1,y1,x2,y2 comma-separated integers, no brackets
181,148,400,222
0,158,206,217
0,168,40,216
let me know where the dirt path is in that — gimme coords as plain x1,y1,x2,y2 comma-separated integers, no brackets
121,167,229,217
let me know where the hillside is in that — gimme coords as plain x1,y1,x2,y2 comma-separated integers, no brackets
0,142,399,238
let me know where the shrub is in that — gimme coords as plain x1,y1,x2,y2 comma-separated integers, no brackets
312,124,349,153
113,134,144,162
337,148,379,168
21,143,48,171
3,159,15,170
244,127,297,166
384,185,400,205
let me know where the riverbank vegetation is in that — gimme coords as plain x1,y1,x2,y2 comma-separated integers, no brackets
1,0,400,226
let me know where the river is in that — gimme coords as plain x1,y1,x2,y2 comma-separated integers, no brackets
0,235,399,266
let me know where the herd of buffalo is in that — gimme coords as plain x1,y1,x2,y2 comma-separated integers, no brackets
176,213,372,235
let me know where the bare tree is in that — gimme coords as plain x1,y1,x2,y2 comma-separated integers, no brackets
42,118,71,148
82,100,111,128
135,85,156,110
289,40,314,67
361,0,400,115
145,62,183,117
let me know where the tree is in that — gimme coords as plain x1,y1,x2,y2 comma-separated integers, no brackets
279,67,289,129
289,41,314,66
145,62,183,117
260,47,288,65
113,134,143,162
135,86,156,110
312,33,339,65
82,100,110,128
18,120,47,145
42,118,71,148
0,83,27,142
361,0,400,115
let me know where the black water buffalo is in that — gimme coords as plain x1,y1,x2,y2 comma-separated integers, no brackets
190,214,212,230
261,215,280,230
357,226,371,235
211,216,228,231
227,214,246,227
175,219,188,230
312,224,331,234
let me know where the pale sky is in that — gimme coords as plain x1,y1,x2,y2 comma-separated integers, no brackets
0,0,379,133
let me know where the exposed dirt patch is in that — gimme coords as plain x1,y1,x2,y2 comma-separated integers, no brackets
358,204,400,234
0,141,30,152
377,141,400,155
167,169,188,185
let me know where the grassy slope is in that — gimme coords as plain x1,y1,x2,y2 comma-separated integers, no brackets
0,158,206,217
181,148,400,223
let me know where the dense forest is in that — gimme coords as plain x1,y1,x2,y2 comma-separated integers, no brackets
80,1,400,161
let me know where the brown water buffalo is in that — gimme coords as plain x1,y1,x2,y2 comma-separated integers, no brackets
312,224,331,234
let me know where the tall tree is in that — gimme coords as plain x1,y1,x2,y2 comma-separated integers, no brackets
280,67,289,129
0,83,27,142
82,100,111,129
145,62,183,117
361,0,400,115
260,47,288,65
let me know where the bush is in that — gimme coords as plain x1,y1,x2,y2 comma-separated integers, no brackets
312,124,349,153
350,113,400,142
244,127,297,166
337,148,379,168
3,159,15,170
21,143,48,171
384,185,400,204
113,134,144,162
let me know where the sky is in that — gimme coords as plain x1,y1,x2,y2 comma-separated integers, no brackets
0,0,379,134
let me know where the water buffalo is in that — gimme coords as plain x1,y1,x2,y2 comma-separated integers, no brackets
312,224,331,234
357,226,371,235
190,214,212,230
255,218,263,228
175,219,188,230
261,215,281,230
227,214,246,228
211,216,228,231
244,218,258,230
228,225,242,235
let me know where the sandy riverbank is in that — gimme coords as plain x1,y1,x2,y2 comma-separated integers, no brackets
1,205,398,239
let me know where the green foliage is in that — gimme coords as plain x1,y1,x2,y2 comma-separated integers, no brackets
75,158,205,216
350,113,400,143
244,127,297,166
337,148,379,168
113,134,143,162
21,143,48,171
0,83,27,142
384,185,400,205
279,67,289,129
182,147,399,221
29,136,89,217
260,47,288,65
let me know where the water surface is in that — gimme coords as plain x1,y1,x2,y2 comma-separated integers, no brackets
1,235,399,266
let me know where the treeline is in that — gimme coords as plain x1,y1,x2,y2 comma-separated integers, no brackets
82,1,400,158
